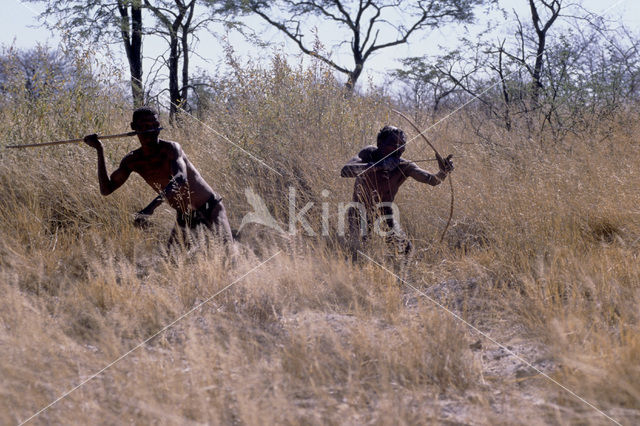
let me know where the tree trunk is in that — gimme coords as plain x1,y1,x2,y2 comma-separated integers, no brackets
180,1,195,113
346,62,363,91
118,1,144,107
498,45,512,130
528,0,560,105
180,33,189,111
130,4,144,107
531,35,546,105
168,32,180,121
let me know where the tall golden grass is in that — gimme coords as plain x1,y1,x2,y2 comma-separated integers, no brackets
0,52,639,424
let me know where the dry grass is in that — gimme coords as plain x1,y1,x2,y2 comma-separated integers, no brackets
0,54,639,425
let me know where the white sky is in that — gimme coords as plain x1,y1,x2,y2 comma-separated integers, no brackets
4,0,640,92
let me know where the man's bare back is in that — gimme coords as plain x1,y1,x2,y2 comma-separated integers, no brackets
84,106,233,246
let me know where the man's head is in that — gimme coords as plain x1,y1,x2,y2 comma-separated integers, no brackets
377,126,405,158
131,106,161,144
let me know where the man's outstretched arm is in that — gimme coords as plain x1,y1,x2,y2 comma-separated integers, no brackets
403,159,453,186
84,134,131,195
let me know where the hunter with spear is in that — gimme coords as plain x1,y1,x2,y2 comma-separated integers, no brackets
80,106,234,248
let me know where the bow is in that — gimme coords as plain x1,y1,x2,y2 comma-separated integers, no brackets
392,109,454,244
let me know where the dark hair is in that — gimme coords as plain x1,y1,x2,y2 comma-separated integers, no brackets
132,106,158,122
377,126,405,147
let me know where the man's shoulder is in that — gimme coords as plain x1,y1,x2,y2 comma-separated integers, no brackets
157,139,185,159
120,148,142,166
358,145,378,161
158,139,182,151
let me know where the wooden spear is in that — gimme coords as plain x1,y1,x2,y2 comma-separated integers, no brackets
5,128,163,149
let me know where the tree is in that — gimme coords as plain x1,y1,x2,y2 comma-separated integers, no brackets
0,45,126,143
143,0,222,121
144,0,194,119
393,1,564,130
29,0,145,107
394,49,482,113
0,45,76,100
31,0,224,119
229,0,488,91
510,0,561,104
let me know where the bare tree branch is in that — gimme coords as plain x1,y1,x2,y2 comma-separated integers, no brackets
234,0,488,90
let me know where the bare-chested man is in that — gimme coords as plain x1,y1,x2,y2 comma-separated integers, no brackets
341,125,453,263
84,106,233,248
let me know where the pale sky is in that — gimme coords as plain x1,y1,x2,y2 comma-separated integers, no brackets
4,0,640,92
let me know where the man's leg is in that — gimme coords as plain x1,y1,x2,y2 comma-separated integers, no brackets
209,202,233,243
206,201,240,262
381,211,413,278
391,230,413,278
347,206,370,263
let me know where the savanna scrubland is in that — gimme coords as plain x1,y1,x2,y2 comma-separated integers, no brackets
1,51,639,425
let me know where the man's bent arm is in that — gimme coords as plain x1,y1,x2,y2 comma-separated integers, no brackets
84,135,131,195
